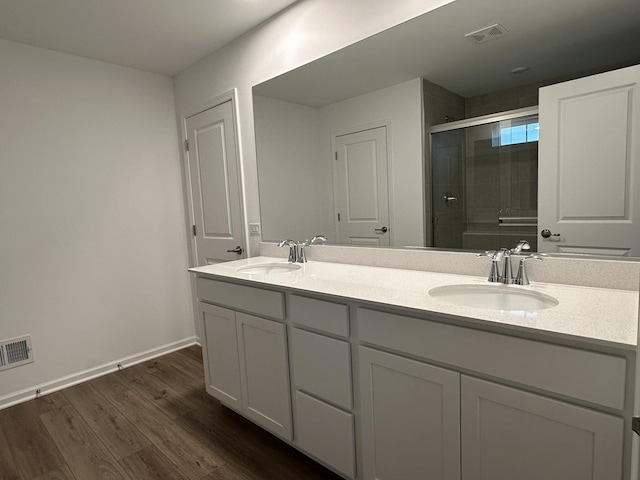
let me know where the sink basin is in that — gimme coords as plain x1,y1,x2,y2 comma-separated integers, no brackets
428,284,558,311
236,262,302,275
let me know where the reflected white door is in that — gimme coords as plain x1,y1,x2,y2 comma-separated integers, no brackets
334,127,390,245
186,101,245,265
538,65,640,256
634,282,640,480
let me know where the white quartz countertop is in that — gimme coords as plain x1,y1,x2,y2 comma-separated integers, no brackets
190,256,639,349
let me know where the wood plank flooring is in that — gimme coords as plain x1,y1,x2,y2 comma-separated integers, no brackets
0,346,342,480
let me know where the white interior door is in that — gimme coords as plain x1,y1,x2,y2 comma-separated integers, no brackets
186,101,245,265
538,65,640,256
334,126,390,245
634,282,640,480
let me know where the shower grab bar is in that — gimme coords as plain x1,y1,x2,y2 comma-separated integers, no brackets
498,216,537,228
498,216,537,222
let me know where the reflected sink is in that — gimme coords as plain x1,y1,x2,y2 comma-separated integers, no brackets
428,284,558,311
236,262,302,275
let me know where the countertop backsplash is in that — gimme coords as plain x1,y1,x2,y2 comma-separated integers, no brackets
259,242,640,291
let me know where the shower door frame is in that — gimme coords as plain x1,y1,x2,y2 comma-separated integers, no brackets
427,106,539,249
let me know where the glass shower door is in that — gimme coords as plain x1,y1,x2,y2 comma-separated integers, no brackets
430,112,539,251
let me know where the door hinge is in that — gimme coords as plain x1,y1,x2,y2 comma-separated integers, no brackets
184,139,189,152
633,417,640,436
334,151,338,160
337,213,341,222
192,224,196,236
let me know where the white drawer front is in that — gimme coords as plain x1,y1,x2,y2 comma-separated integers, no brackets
196,277,284,320
289,294,349,337
291,328,352,409
294,391,356,478
358,308,626,410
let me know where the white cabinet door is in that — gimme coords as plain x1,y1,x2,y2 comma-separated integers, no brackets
359,346,461,480
538,64,640,256
200,302,242,408
461,375,624,480
236,312,292,440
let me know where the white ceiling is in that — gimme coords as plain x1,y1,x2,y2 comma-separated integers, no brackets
254,0,640,105
0,0,298,76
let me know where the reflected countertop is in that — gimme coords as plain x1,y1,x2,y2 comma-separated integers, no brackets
189,256,639,349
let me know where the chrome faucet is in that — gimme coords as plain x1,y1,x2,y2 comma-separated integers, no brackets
278,239,298,262
478,240,536,284
279,235,327,263
298,235,327,263
511,239,531,254
501,248,513,283
309,235,328,245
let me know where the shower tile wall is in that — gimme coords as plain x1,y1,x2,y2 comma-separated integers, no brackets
465,83,539,118
423,79,465,247
464,62,639,118
431,130,465,248
464,131,538,251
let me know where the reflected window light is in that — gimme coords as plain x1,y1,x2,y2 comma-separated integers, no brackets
493,117,539,146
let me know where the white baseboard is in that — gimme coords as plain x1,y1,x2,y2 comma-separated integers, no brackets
0,336,199,411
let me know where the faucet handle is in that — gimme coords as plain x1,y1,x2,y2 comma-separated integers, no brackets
309,235,327,245
511,240,531,254
477,250,502,282
278,239,298,263
513,254,544,285
297,235,327,263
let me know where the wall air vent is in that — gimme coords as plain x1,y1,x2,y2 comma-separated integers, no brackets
0,335,34,372
465,23,508,44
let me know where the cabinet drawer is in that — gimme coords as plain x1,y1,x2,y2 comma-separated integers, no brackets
291,328,352,409
196,277,284,320
294,391,355,478
289,295,349,337
357,308,626,410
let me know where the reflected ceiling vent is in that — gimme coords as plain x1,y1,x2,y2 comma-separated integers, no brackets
465,23,508,44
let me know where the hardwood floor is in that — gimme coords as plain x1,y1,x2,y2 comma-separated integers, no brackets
0,346,343,480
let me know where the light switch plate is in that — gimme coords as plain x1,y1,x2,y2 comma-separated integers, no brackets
249,223,261,235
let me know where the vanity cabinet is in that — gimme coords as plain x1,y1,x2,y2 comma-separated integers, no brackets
358,344,624,480
357,308,626,480
288,294,356,478
194,273,631,480
197,278,292,441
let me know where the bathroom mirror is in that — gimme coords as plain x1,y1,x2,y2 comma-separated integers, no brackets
252,0,640,254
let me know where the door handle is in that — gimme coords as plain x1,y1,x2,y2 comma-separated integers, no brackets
374,227,388,234
227,246,244,254
443,191,458,206
540,229,560,239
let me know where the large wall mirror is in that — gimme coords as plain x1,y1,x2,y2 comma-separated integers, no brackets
252,0,640,256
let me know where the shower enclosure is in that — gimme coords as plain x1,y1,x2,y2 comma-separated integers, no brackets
429,108,539,251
